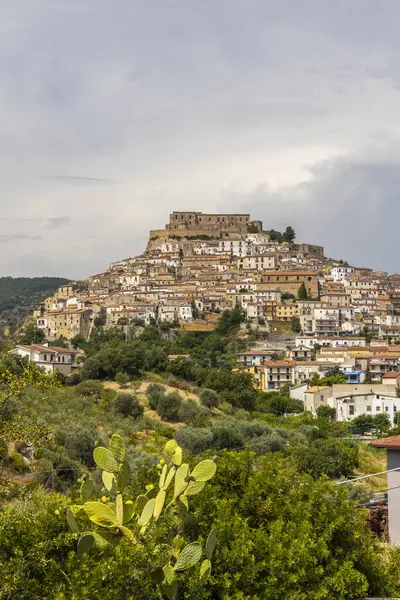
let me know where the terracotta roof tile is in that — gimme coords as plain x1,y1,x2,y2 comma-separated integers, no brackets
370,436,400,449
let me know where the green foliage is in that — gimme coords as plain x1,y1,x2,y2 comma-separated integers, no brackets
297,283,308,300
292,438,359,479
75,379,105,399
268,229,283,242
69,435,217,599
115,372,130,388
80,357,103,380
282,225,296,243
22,323,46,344
114,393,144,419
147,383,167,410
199,388,220,408
0,276,69,326
255,392,304,416
216,307,245,335
290,315,301,333
351,413,391,435
316,405,336,420
156,392,182,422
281,292,296,300
8,451,30,473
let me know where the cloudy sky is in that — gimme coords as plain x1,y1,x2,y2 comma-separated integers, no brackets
2,0,400,278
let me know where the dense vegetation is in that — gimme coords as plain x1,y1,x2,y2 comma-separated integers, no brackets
0,276,70,327
0,308,399,599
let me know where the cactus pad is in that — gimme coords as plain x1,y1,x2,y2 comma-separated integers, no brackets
206,529,216,559
67,508,79,533
109,434,125,462
77,533,94,556
153,489,166,521
138,498,155,527
174,542,202,571
93,447,118,472
191,459,216,482
80,478,94,503
174,464,189,498
84,502,119,527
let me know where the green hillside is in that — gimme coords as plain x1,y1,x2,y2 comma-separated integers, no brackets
0,276,70,325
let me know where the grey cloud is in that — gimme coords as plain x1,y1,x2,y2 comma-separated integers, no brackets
45,217,71,228
0,234,42,243
0,0,400,276
220,143,400,272
42,176,119,185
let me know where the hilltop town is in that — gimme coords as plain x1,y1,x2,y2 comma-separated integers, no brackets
16,210,400,423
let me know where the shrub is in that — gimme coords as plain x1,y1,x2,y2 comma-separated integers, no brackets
75,380,104,399
55,425,96,466
0,439,8,464
178,399,210,425
156,392,182,421
8,452,30,473
175,426,214,454
115,372,130,388
200,388,220,408
292,438,359,479
212,424,244,450
114,393,144,419
146,383,166,410
65,371,81,386
80,357,102,380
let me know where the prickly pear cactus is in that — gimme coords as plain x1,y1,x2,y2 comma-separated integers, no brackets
67,434,217,600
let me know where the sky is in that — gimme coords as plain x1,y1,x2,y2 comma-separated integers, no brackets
2,0,400,278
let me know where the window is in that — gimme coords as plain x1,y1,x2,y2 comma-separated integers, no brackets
376,407,381,411
349,406,355,415
366,405,371,412
386,406,389,412
44,354,47,361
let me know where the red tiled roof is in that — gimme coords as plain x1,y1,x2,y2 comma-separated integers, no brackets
382,372,400,378
370,436,400,449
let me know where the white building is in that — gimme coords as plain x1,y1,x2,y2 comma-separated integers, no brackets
333,392,398,424
331,266,354,281
10,344,78,375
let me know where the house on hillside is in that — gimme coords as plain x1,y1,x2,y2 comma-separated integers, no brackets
10,344,78,375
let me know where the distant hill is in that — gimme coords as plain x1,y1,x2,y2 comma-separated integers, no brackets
0,277,70,325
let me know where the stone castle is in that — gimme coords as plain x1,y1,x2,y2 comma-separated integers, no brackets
147,211,263,250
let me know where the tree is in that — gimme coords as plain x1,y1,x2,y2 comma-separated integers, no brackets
200,388,220,408
291,315,301,333
115,371,130,388
156,391,182,421
80,357,102,380
281,292,296,300
374,413,391,435
364,367,373,384
255,392,303,416
351,413,375,432
292,438,359,479
93,316,106,327
297,283,308,300
282,225,296,243
268,229,283,243
361,325,374,345
114,392,144,419
316,405,336,420
22,324,45,345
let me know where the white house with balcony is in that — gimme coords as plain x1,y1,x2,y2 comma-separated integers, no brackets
10,344,78,375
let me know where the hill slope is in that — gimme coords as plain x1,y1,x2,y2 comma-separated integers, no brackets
0,276,70,325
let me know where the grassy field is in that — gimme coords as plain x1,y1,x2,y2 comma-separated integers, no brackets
268,319,293,334
354,444,387,492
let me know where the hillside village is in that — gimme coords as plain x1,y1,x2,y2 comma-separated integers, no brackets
17,211,400,426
